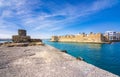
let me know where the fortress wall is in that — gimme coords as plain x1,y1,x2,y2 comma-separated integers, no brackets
51,36,57,41
87,33,102,42
51,33,108,43
104,35,109,42
12,35,31,43
58,37,76,42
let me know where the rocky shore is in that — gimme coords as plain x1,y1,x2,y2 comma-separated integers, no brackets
0,42,44,47
0,45,118,77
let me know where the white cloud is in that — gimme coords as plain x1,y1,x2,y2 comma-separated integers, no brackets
86,0,118,12
0,29,17,38
0,0,119,38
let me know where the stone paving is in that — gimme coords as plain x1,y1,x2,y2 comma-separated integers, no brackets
0,45,119,77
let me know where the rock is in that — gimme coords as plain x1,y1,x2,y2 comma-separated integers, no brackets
35,42,44,46
7,45,14,47
76,57,84,61
61,50,67,53
1,42,44,47
30,39,42,42
2,43,29,47
0,43,3,46
28,42,44,46
4,42,12,44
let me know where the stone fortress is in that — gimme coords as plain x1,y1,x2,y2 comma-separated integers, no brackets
12,29,42,43
0,29,43,47
51,32,110,43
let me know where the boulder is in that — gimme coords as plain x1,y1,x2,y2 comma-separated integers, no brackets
76,57,84,61
0,43,3,46
61,50,67,53
30,39,42,42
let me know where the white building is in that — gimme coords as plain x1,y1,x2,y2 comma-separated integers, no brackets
116,32,120,40
105,31,120,41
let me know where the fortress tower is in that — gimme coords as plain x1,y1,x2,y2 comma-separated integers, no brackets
12,29,30,43
18,29,26,36
12,29,42,43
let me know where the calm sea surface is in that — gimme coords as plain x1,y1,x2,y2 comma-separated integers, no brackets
43,40,120,76
0,40,12,43
0,40,120,76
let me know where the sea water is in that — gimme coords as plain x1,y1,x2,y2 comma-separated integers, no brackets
43,39,120,76
0,40,12,43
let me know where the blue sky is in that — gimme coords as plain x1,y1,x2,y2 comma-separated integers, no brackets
0,0,120,38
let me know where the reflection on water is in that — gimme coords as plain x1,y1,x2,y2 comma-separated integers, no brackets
87,44,102,50
79,44,102,52
43,40,120,76
73,43,103,50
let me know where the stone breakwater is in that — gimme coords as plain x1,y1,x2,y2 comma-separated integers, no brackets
0,45,118,77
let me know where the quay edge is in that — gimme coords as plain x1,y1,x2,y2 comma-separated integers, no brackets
0,45,119,77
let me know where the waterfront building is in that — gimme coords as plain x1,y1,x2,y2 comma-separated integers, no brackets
105,31,120,41
116,32,120,40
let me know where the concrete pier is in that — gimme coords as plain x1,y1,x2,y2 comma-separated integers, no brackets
0,45,118,77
